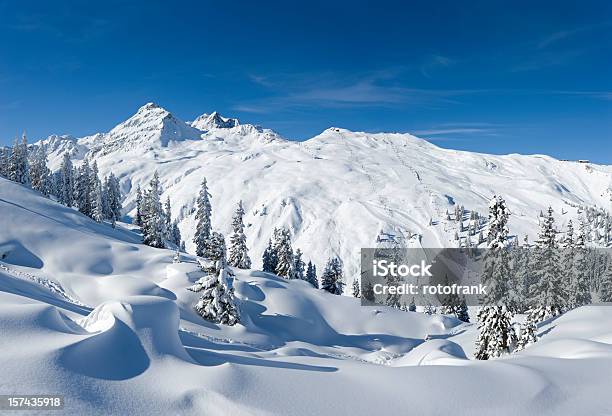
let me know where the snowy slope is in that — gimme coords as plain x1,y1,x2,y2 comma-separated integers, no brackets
39,103,612,285
1,178,612,415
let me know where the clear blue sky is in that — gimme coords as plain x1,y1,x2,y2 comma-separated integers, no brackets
0,0,610,162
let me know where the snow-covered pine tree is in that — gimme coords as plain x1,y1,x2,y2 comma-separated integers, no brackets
163,196,172,240
92,179,104,223
305,261,318,288
262,239,278,273
273,227,294,279
194,178,212,257
228,201,251,269
29,145,51,196
141,172,165,248
106,172,122,221
320,257,344,295
599,261,612,302
352,278,361,298
475,195,515,360
455,298,470,322
75,159,92,217
475,305,513,360
529,206,566,321
188,259,239,326
408,297,417,312
292,248,305,280
569,228,592,308
203,231,226,262
58,153,74,207
170,220,182,247
8,135,30,185
362,281,375,302
0,146,8,178
135,185,143,226
515,310,538,351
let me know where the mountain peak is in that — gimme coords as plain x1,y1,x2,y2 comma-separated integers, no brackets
191,111,239,131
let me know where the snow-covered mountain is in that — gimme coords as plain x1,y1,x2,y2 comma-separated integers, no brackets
39,103,612,282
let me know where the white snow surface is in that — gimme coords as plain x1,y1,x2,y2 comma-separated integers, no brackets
1,178,612,415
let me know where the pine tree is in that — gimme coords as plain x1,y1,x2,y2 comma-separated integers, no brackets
8,135,30,185
408,297,417,312
164,196,172,240
475,305,513,360
476,195,514,360
529,206,566,321
92,179,104,223
29,145,51,196
362,281,375,302
599,262,612,302
321,257,344,295
0,146,8,178
262,239,278,273
58,153,74,206
203,231,226,262
188,260,239,326
293,248,305,280
170,220,182,246
194,178,212,257
569,228,592,308
352,279,361,298
141,172,165,248
305,261,318,288
515,311,538,351
455,298,470,322
273,228,294,278
135,185,143,226
75,159,93,216
228,201,251,269
105,173,122,221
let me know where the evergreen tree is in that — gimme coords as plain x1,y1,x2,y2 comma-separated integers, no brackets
305,261,318,288
75,159,93,216
456,298,470,322
8,135,30,185
262,239,278,273
58,153,74,206
228,201,251,269
476,195,514,360
293,248,305,280
362,281,375,302
408,297,417,312
529,206,566,321
29,145,51,196
135,185,143,226
188,259,239,326
105,173,122,221
194,178,212,257
515,311,538,351
475,305,513,360
273,227,294,278
92,179,104,223
0,146,8,178
203,231,226,262
141,172,165,248
352,278,361,298
599,262,612,302
170,220,182,247
569,228,592,308
164,196,172,240
320,257,344,295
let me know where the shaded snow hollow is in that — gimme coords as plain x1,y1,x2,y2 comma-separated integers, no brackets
1,178,612,415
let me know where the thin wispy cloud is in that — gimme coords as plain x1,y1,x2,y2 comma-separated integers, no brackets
537,21,612,49
235,70,487,113
413,128,496,136
420,54,455,78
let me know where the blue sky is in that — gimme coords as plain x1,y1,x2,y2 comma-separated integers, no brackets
0,0,611,162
